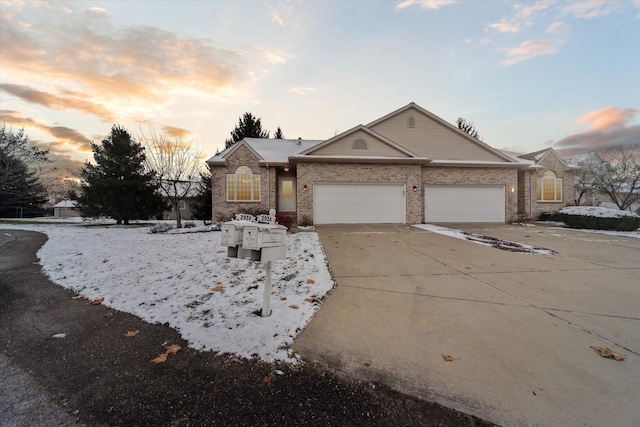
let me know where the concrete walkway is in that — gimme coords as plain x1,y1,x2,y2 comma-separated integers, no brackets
293,224,640,427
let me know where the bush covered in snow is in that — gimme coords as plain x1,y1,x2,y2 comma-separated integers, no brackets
558,206,640,231
183,221,196,228
149,223,175,233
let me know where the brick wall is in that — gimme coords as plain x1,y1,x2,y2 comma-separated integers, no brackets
422,167,519,222
210,145,274,221
296,162,423,224
526,153,576,219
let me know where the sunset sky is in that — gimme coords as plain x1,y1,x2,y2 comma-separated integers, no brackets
1,0,639,180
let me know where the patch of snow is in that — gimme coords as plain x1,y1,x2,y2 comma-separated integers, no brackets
559,206,639,219
413,224,556,255
0,222,335,363
52,333,66,338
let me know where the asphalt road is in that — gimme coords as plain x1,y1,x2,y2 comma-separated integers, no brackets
0,229,494,427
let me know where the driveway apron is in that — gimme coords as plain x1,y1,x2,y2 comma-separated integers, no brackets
293,224,640,427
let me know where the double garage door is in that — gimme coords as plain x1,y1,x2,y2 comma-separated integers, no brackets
313,183,405,224
424,185,505,222
312,183,505,224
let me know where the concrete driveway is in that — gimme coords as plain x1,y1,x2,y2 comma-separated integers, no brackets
293,224,640,427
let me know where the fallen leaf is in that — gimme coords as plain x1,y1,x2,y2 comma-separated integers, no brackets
167,275,173,279
224,258,231,263
102,259,109,263
165,344,182,355
71,294,84,300
212,286,224,292
151,353,168,364
216,250,225,254
76,252,83,256
280,297,287,301
105,312,114,317
304,295,318,303
590,346,625,361
306,279,316,285
124,330,140,337
263,376,272,383
184,301,197,308
90,297,104,305
289,305,299,309
442,354,455,362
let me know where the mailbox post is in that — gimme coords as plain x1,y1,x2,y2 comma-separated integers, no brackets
220,210,287,317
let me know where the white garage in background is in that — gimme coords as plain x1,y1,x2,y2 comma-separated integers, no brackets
313,183,405,224
425,185,505,222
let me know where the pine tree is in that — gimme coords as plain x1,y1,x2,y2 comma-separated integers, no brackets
191,171,212,223
77,125,166,224
274,127,284,139
0,126,49,217
224,112,270,148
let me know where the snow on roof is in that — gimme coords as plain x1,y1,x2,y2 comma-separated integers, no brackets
157,180,200,198
207,138,323,164
53,200,78,208
246,138,323,163
563,152,599,166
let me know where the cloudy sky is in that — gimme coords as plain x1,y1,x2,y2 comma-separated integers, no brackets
1,0,639,179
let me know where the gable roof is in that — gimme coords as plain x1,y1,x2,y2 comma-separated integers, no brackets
53,200,78,208
207,138,322,165
367,102,517,163
299,125,422,158
520,147,580,170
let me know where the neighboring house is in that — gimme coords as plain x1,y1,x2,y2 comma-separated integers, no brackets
207,102,577,224
53,200,80,218
158,180,199,221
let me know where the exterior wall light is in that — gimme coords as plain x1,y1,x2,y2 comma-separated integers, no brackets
510,186,515,193
412,185,418,192
284,167,289,172
303,184,308,191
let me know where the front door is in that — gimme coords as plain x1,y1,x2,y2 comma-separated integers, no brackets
278,176,296,213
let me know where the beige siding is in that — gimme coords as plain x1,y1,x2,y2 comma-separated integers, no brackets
309,130,410,157
422,167,519,222
370,108,508,162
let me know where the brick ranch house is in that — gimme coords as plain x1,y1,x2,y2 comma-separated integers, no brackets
207,102,578,225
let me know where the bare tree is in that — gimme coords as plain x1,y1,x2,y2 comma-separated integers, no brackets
140,125,204,228
592,142,640,211
456,118,482,141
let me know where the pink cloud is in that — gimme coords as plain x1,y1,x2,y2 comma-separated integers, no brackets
395,0,456,10
578,107,638,131
500,40,559,65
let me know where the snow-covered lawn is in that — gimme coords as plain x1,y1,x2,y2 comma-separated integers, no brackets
559,205,640,219
0,221,334,363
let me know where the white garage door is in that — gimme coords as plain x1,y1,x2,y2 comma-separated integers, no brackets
425,185,505,222
314,183,405,224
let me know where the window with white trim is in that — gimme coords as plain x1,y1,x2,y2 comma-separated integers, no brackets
536,170,562,202
227,166,260,201
179,200,186,210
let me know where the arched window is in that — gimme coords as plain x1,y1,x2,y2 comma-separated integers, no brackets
352,139,368,149
407,117,415,128
227,166,260,201
536,170,562,202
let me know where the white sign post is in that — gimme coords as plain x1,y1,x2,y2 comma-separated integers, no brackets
262,261,273,317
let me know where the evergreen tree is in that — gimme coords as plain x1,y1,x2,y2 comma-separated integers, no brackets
0,126,49,217
224,112,270,148
191,171,212,223
77,125,166,224
274,127,284,139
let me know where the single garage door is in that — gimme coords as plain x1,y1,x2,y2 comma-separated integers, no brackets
425,185,505,222
314,183,405,224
